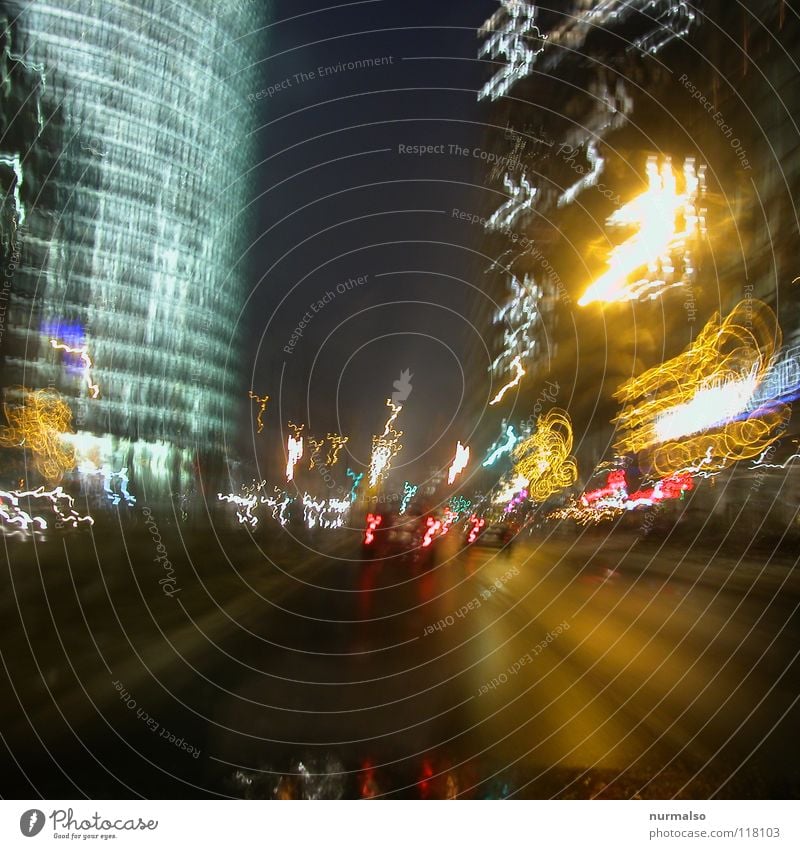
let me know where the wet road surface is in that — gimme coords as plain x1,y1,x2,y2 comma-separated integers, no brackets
2,528,799,798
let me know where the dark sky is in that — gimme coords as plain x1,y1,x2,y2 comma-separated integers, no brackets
238,0,500,484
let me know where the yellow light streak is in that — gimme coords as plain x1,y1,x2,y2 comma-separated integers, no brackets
549,499,623,527
613,299,787,476
325,433,349,467
512,408,578,501
247,391,269,433
0,388,76,481
307,436,324,469
579,156,706,306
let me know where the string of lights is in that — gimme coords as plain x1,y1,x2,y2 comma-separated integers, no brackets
613,300,788,476
512,408,578,501
0,388,76,482
248,391,269,434
369,400,404,488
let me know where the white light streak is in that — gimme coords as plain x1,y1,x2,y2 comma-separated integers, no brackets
218,492,260,528
50,339,100,398
448,442,470,485
490,355,526,406
287,424,304,482
537,1,699,71
631,1,696,55
579,156,706,305
78,461,136,506
486,172,537,231
0,153,26,226
750,446,800,471
0,485,94,534
369,400,404,488
478,2,544,101
654,367,759,443
304,495,350,529
491,274,541,376
558,141,604,208
492,473,529,505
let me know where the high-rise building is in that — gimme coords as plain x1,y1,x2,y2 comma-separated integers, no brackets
471,2,705,493
474,1,800,530
0,1,262,500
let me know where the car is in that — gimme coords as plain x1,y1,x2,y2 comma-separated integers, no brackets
471,522,515,549
361,511,437,568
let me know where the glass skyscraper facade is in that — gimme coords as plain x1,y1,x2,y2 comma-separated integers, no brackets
0,1,261,499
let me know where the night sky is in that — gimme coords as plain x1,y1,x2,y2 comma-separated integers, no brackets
237,0,501,484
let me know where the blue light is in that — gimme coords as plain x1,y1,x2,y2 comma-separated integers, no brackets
347,469,364,503
483,425,519,467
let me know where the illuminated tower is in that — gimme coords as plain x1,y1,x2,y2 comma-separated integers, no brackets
0,1,262,498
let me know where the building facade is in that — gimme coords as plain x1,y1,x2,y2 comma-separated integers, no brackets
473,1,800,534
0,1,263,501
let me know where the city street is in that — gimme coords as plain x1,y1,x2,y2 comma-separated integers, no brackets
3,526,798,798
2,0,799,836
